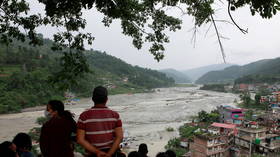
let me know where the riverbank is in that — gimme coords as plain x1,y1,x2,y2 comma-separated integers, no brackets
0,87,238,156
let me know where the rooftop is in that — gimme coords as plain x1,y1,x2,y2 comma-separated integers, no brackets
237,135,266,142
238,126,267,133
218,105,244,112
211,122,236,129
195,133,223,139
265,134,280,139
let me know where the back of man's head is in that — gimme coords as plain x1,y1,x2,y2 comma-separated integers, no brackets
138,143,148,155
92,86,108,104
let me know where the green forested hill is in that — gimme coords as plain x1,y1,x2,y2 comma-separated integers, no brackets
195,57,280,84
0,39,174,113
72,50,174,96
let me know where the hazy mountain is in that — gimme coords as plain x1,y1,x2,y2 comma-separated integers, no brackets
195,57,280,84
159,69,191,83
181,64,236,82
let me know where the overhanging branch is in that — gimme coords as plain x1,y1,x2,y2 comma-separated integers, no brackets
210,11,226,63
228,0,248,34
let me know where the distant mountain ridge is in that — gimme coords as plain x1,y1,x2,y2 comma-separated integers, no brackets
181,64,236,82
195,57,280,84
159,69,191,83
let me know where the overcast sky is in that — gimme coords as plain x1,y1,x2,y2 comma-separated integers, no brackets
31,1,280,71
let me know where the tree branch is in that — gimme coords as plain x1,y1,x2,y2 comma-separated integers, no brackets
130,21,150,35
204,22,213,38
228,0,248,34
214,19,234,25
189,25,198,48
209,10,226,63
64,14,72,52
173,6,188,15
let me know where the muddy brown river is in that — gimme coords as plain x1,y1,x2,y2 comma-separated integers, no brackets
0,87,238,156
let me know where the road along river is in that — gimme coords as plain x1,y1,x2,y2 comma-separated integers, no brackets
0,87,238,156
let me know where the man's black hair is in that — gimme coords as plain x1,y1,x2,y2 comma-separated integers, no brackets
92,86,108,104
138,143,148,155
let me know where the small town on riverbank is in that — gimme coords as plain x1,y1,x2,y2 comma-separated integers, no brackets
167,83,280,157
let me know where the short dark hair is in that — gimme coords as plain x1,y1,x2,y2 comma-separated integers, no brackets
165,150,176,157
156,152,168,157
12,133,32,151
138,143,148,154
92,86,108,104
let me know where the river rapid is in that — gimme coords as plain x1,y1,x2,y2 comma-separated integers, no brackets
0,87,238,156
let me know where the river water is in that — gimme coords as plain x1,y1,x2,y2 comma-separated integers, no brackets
0,87,238,156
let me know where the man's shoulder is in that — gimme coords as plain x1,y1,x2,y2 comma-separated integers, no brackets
104,107,120,115
79,107,119,115
78,108,95,118
96,108,120,117
80,108,92,114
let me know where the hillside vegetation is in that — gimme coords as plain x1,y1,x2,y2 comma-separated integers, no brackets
0,39,174,113
196,58,280,84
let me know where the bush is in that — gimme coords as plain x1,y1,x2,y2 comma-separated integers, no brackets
165,138,188,157
179,125,199,139
166,127,175,132
165,138,181,149
36,117,48,125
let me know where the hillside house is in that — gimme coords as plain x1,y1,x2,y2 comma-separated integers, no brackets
237,84,249,92
190,123,236,157
272,91,280,102
217,106,244,125
257,112,280,134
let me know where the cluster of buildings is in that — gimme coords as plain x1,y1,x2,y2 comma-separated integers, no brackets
234,83,280,93
183,105,280,157
181,83,280,156
260,91,280,112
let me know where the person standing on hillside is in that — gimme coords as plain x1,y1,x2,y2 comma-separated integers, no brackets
77,86,123,157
